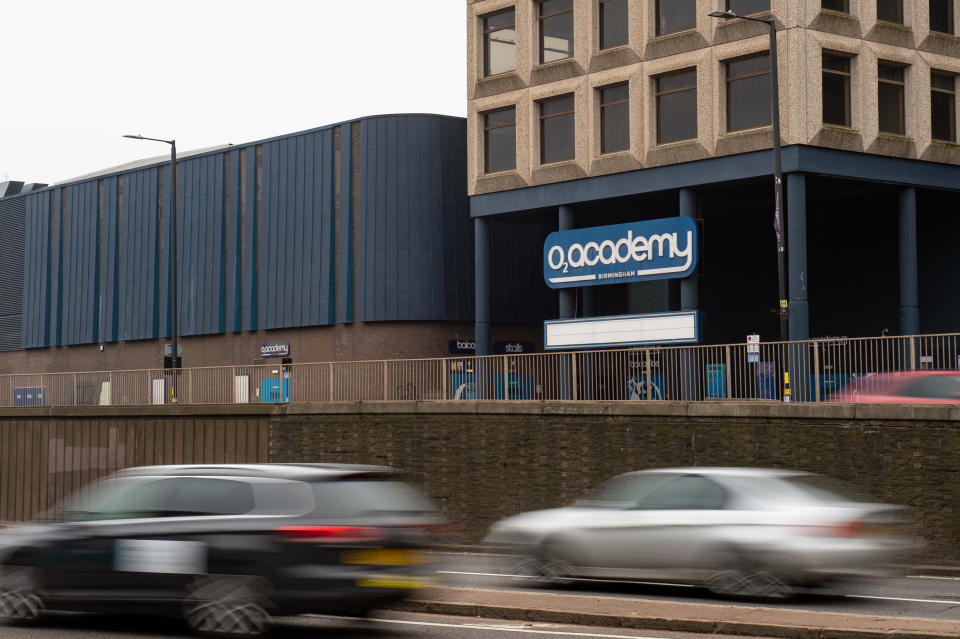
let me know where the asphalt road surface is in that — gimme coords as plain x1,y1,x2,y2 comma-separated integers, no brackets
433,552,960,620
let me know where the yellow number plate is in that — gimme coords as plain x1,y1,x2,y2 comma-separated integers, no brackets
356,575,433,589
341,549,425,565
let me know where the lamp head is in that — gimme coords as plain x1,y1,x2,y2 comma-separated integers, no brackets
708,9,737,18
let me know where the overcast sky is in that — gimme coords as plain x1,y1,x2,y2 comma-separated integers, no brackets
1,1,467,186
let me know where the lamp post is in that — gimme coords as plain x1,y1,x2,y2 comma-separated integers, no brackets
709,9,788,342
122,134,180,401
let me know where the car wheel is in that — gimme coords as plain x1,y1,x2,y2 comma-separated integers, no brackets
705,548,793,600
184,575,271,637
0,567,44,625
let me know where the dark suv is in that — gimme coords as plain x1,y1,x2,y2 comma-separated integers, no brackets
0,463,446,636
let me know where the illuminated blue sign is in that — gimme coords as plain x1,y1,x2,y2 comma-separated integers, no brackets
543,217,698,288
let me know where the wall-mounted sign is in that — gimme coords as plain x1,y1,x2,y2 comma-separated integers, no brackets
746,333,760,364
448,340,536,355
260,342,290,358
543,217,698,288
544,311,699,350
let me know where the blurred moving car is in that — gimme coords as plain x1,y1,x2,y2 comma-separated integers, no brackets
0,463,446,636
485,467,919,598
831,371,960,403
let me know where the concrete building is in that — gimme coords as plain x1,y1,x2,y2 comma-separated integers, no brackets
0,114,545,374
467,0,960,352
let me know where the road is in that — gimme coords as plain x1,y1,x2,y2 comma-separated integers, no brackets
432,552,960,620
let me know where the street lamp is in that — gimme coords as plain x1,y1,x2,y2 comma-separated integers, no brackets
123,134,181,400
709,9,788,342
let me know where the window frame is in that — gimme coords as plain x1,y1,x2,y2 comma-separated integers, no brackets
821,0,850,12
929,0,955,35
599,83,630,154
539,93,576,164
822,53,852,127
725,53,772,132
539,0,574,64
482,7,517,77
931,70,957,142
483,106,517,174
725,0,771,16
656,0,697,36
877,62,906,135
655,68,699,144
877,0,905,24
599,0,628,50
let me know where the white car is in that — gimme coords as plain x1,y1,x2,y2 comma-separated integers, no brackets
484,467,919,598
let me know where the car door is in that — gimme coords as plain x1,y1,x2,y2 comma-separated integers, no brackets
583,475,730,574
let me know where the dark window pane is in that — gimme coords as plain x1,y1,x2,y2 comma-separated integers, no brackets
727,0,770,14
601,84,629,103
658,68,697,92
657,0,696,35
822,0,849,11
600,0,628,48
931,76,956,142
822,54,850,73
930,0,954,34
541,100,575,163
878,64,904,83
878,82,905,133
601,100,629,153
484,108,516,173
877,0,903,23
484,9,516,76
822,72,850,125
728,54,769,78
729,74,772,130
541,0,573,63
658,88,698,143
542,94,574,116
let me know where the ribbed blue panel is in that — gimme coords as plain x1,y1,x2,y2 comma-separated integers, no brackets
258,130,335,329
21,192,50,348
120,169,161,341
0,196,25,351
176,154,225,336
336,126,353,324
225,149,242,333
242,147,258,332
50,190,63,346
60,181,99,345
100,177,120,343
356,115,469,322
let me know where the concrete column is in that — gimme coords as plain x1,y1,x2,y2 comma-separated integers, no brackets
787,173,809,341
474,217,491,356
899,187,919,337
558,205,576,319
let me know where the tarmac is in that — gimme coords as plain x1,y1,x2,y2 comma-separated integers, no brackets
387,586,960,639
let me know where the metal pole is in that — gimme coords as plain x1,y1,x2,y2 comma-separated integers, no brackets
769,23,788,342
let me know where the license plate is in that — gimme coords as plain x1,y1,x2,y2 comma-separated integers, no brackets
356,575,433,589
341,549,425,565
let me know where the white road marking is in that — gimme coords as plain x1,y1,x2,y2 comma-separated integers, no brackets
844,594,960,605
313,614,674,638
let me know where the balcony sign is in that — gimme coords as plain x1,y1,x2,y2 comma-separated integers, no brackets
543,217,697,288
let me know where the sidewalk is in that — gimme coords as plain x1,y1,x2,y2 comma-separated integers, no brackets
387,586,960,639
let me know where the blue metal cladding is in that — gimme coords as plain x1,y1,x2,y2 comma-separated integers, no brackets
258,129,336,330
355,115,470,322
13,114,470,350
0,196,25,351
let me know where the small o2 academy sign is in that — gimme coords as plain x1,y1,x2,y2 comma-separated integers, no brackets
543,217,697,288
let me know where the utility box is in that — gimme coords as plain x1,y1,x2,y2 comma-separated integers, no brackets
261,378,290,403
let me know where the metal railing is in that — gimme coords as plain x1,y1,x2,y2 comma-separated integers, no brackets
1,334,958,407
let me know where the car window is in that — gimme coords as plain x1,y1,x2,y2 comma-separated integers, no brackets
65,477,254,521
634,475,728,510
898,375,960,399
311,479,436,518
576,474,675,507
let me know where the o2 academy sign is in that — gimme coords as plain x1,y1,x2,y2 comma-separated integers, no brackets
543,217,697,288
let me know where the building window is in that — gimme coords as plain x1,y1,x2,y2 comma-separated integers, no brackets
930,0,955,34
539,94,575,163
822,0,849,11
600,84,630,153
931,71,957,142
657,0,696,35
484,107,516,173
540,0,573,64
726,0,770,15
877,63,906,134
656,68,698,143
599,0,628,49
822,54,852,126
483,8,516,76
726,54,771,132
877,0,904,23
